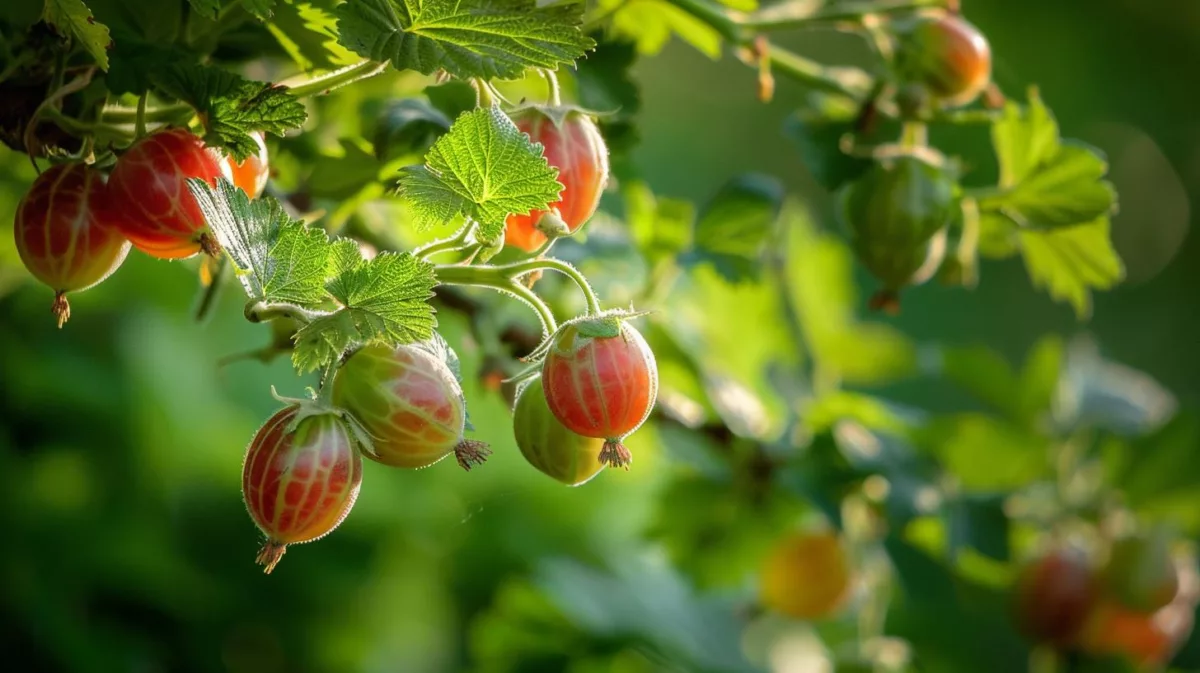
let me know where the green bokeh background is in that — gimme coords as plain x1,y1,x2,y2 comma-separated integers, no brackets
1,1,1198,671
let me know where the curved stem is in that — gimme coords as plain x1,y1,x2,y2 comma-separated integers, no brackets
662,0,876,101
99,60,387,126
316,360,339,407
503,281,558,337
135,92,148,138
244,300,328,324
283,59,387,97
542,69,562,106
498,258,602,316
740,0,949,31
473,78,496,107
415,223,475,260
41,108,135,140
434,265,558,335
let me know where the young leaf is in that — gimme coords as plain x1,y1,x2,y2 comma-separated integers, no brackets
153,63,307,160
43,0,111,70
187,178,332,306
292,250,437,373
335,0,594,80
985,91,1122,317
1016,217,1123,319
397,105,562,241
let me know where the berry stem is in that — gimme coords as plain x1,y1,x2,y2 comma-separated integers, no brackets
415,223,475,260
282,59,388,98
542,69,563,107
434,264,559,336
499,258,602,316
316,360,339,409
739,0,951,31
244,300,329,324
135,92,148,139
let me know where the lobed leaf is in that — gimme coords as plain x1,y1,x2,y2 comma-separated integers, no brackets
187,178,332,306
153,63,307,160
397,105,562,241
292,251,437,373
335,0,594,80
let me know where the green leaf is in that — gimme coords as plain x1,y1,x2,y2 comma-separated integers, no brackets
984,142,1116,229
985,91,1123,317
373,98,451,162
187,178,332,306
596,0,721,58
267,0,359,71
153,63,307,160
683,174,783,283
1016,217,1123,319
939,336,1062,427
624,181,692,265
335,0,594,80
43,0,112,70
185,0,220,20
397,105,562,241
292,251,437,373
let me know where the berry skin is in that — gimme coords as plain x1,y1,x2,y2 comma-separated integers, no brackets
1078,601,1184,668
1102,531,1179,614
540,320,657,469
893,13,992,107
242,407,363,574
759,532,852,620
226,131,270,198
332,344,490,471
108,128,231,259
513,377,606,486
1011,548,1097,647
838,154,956,307
13,163,130,328
504,107,609,252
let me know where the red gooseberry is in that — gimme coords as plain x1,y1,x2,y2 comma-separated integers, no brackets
242,406,363,574
108,128,231,259
540,320,657,469
504,106,609,252
13,163,131,327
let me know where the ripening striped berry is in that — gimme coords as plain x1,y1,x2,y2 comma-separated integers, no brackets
541,321,657,469
108,128,230,259
332,344,490,471
504,107,609,252
242,407,363,574
13,163,130,328
513,376,606,486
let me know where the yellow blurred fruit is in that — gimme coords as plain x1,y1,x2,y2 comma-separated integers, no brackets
759,532,851,620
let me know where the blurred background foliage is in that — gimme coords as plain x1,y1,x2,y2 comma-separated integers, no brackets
1,0,1199,672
